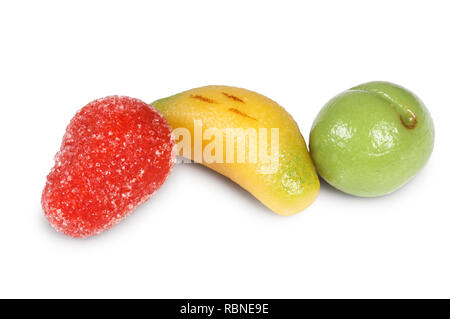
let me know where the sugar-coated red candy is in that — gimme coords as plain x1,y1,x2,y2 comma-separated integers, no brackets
42,96,175,238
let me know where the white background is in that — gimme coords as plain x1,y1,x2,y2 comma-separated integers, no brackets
1,0,449,298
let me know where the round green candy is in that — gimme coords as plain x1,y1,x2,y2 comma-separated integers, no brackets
309,81,434,197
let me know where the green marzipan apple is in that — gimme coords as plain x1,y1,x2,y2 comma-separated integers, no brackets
309,81,434,197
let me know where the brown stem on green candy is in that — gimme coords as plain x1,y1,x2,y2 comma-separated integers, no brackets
351,87,418,129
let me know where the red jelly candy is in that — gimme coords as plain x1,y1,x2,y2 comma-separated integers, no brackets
42,96,175,238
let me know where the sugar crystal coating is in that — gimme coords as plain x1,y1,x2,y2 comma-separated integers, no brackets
42,96,175,238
